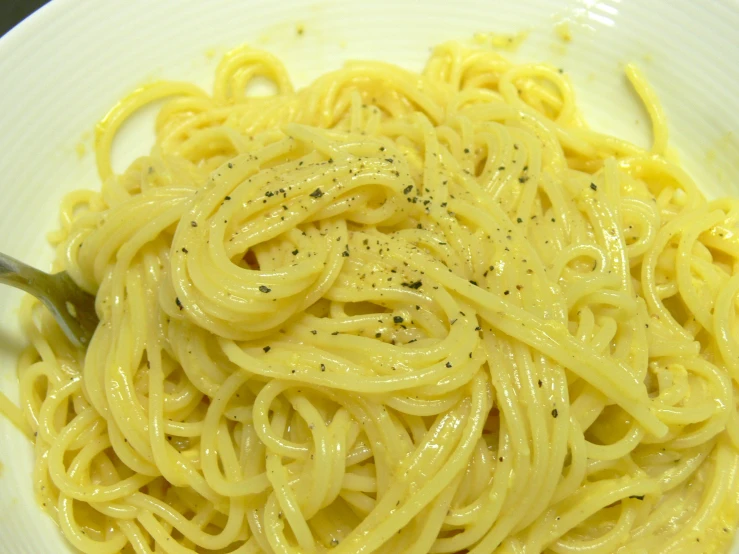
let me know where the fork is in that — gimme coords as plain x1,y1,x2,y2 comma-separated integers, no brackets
0,253,98,347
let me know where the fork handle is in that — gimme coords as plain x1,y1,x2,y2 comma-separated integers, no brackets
0,252,98,347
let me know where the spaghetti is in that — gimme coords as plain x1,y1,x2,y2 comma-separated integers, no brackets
2,40,739,553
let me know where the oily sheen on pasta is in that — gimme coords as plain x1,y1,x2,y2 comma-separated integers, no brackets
5,41,739,553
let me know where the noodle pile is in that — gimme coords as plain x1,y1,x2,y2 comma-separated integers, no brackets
2,40,739,553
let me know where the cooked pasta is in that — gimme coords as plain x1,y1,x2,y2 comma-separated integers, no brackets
2,40,739,553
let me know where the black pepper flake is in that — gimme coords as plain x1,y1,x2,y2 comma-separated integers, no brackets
551,409,558,418
320,364,326,371
475,326,481,331
331,331,339,335
590,183,597,191
259,285,272,293
380,146,385,151
464,148,470,154
504,290,510,295
292,249,299,255
190,221,198,227
538,380,542,387
498,166,505,170
375,332,382,338
518,176,529,183
403,185,413,195
385,158,394,163
182,247,188,253
175,297,183,310
402,280,422,289
517,217,523,223
309,188,324,198
311,330,317,335
227,162,233,168
263,346,271,353
225,196,231,200
328,158,334,164
445,362,452,368
265,191,274,197
629,495,645,500
470,280,478,286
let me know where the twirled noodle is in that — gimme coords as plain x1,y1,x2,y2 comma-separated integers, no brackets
2,40,739,553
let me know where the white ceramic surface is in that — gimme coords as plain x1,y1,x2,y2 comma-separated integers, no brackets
0,0,738,552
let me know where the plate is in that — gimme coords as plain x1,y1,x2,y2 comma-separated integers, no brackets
0,0,738,552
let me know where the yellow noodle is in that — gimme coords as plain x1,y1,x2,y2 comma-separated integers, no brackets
2,40,739,553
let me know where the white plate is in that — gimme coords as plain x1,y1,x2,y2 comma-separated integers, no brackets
0,0,738,552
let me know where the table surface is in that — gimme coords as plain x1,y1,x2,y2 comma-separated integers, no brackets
1,0,49,37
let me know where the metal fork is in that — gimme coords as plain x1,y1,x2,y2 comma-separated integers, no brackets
0,253,98,347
